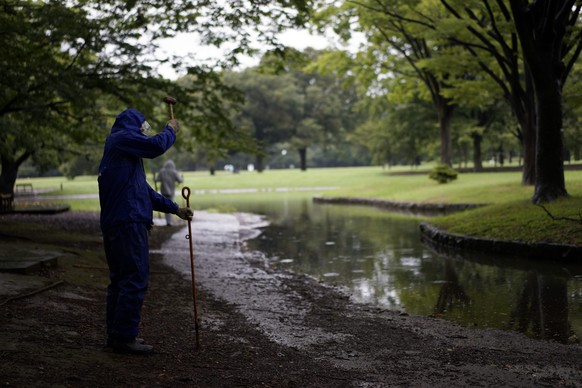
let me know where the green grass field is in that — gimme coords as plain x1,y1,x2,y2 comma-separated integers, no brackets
14,166,582,246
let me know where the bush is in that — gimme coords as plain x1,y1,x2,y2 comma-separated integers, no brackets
429,163,458,184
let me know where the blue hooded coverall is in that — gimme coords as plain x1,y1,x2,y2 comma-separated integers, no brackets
98,108,179,339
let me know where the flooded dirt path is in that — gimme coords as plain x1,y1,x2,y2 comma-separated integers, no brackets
159,211,582,387
162,212,351,349
2,210,582,387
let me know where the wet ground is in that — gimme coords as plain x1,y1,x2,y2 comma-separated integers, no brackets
1,211,582,387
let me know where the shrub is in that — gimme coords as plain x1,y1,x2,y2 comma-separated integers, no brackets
429,163,458,184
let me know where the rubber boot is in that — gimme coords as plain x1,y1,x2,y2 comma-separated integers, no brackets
106,336,145,348
110,337,153,355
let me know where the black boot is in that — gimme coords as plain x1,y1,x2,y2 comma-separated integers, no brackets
106,336,145,348
110,337,153,355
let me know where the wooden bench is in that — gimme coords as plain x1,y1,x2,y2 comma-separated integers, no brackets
15,183,33,194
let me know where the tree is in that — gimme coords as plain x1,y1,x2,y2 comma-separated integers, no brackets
272,48,354,170
435,0,582,200
563,62,582,161
175,69,254,175
316,0,458,165
508,0,582,203
0,0,313,209
317,0,582,201
436,0,538,184
452,102,515,170
0,1,184,208
351,98,437,166
225,48,361,171
0,2,119,208
225,69,303,172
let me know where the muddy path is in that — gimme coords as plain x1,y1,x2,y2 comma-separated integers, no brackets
1,211,582,387
164,211,582,387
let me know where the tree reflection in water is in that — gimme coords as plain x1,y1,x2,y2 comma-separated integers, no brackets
193,194,582,343
434,259,471,315
510,271,572,343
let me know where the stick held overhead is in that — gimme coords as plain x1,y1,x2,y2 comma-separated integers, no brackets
163,95,177,120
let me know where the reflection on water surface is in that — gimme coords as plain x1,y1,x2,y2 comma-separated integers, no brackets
194,193,582,343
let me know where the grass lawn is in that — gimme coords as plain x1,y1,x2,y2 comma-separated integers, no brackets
14,165,582,246
433,197,582,246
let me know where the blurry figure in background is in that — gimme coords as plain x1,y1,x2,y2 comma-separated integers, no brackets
155,160,184,226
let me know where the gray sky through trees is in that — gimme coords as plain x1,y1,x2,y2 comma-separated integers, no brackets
157,28,364,79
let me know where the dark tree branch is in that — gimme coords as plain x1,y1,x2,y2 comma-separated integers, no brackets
561,4,582,85
537,204,582,224
441,1,513,74
492,0,512,21
16,151,32,167
367,0,437,30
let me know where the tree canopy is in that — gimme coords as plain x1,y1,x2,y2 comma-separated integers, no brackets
2,0,582,206
313,0,582,202
0,0,312,205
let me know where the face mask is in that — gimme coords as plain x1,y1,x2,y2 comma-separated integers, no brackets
140,120,152,134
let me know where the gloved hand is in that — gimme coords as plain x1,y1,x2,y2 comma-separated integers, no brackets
167,119,180,134
175,207,193,221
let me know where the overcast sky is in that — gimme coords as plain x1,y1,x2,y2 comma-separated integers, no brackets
156,28,361,79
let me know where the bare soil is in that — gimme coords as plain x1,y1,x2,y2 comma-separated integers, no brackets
1,211,582,387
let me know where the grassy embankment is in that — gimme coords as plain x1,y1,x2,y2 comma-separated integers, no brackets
16,165,582,246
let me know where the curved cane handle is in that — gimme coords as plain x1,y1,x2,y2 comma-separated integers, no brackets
182,186,191,208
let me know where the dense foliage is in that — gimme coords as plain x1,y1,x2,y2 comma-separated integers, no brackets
429,163,459,184
0,0,312,201
312,0,582,202
2,1,582,206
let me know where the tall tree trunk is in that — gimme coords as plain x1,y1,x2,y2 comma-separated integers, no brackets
255,154,264,173
207,158,216,176
253,122,265,173
471,132,483,171
298,148,307,171
0,157,17,196
509,64,536,185
520,68,537,185
0,153,30,212
521,125,536,185
510,0,569,203
438,101,454,165
531,70,567,202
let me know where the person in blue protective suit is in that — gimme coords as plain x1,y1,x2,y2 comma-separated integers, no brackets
98,108,193,355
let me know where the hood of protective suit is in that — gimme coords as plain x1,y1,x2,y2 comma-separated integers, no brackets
110,108,145,134
162,160,176,170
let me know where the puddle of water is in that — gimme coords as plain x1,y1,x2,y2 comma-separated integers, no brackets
188,193,582,343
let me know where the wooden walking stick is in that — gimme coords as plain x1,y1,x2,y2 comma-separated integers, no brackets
182,186,200,348
152,169,162,219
